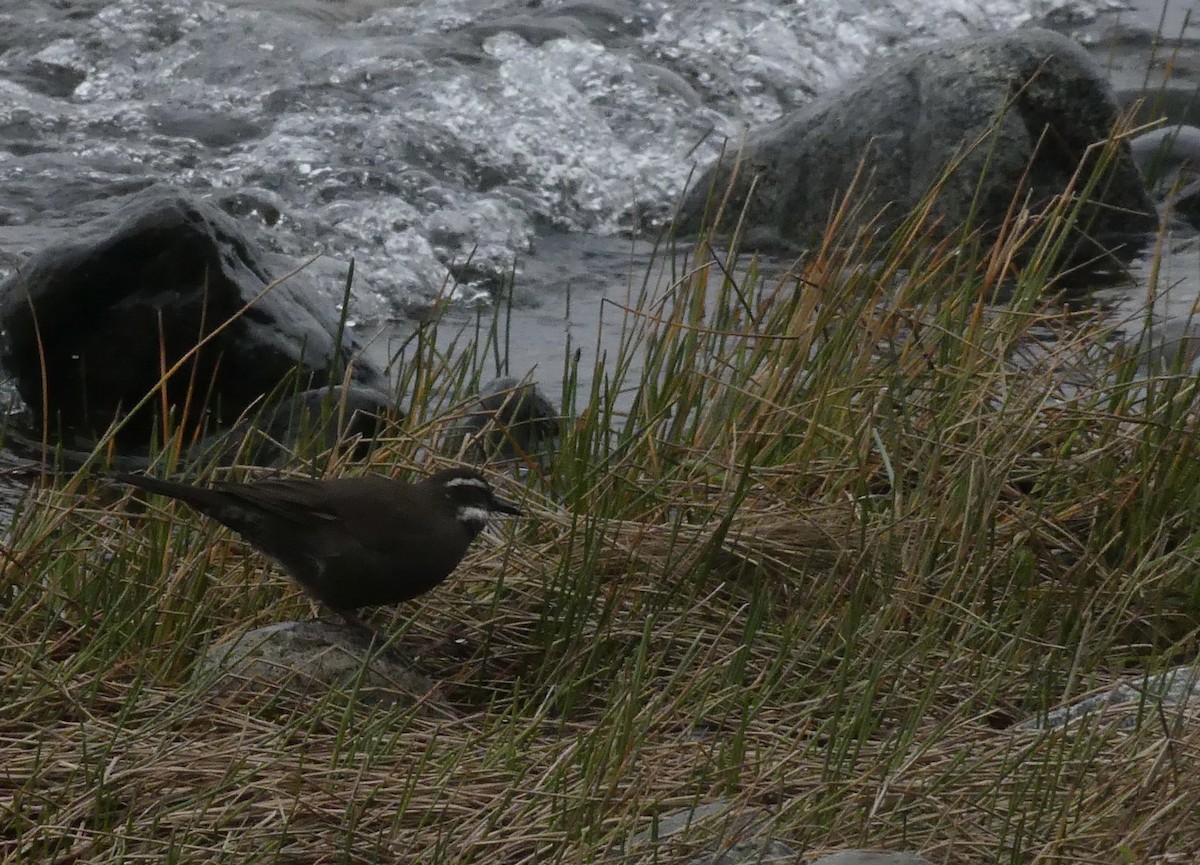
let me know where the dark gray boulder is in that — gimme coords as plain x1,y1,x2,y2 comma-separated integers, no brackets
676,28,1156,255
0,188,388,442
187,383,398,467
449,376,561,461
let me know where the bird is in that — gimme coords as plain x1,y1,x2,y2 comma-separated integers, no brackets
112,467,521,637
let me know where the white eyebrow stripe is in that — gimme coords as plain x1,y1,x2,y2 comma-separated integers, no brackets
445,476,489,491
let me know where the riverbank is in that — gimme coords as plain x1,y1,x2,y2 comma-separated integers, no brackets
4,176,1200,862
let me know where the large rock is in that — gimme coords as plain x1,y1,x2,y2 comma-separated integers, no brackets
8,382,397,472
676,28,1156,254
0,188,388,442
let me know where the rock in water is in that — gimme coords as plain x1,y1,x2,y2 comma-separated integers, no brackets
675,28,1156,258
0,187,388,442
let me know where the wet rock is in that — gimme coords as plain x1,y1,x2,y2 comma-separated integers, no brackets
676,28,1155,258
1018,664,1200,732
7,383,396,472
195,620,443,709
456,2,647,49
22,38,88,97
1118,82,1200,129
191,383,397,467
1169,181,1200,229
1128,125,1200,228
0,187,389,444
1130,125,1200,187
450,376,561,460
214,187,285,228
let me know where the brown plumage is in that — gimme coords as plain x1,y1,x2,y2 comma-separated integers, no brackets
114,467,520,631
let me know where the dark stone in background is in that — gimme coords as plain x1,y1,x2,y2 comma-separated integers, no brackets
449,376,561,461
676,28,1157,258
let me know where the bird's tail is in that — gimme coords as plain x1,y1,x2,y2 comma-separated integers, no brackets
111,472,231,515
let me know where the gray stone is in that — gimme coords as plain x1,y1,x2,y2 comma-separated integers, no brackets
147,106,267,149
676,28,1155,255
1019,664,1200,731
630,801,750,844
625,805,934,865
810,853,933,865
194,620,443,710
685,840,796,865
1129,125,1200,188
1117,82,1200,129
628,801,795,865
1128,125,1200,228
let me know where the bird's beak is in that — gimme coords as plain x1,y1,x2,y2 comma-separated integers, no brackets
492,496,523,516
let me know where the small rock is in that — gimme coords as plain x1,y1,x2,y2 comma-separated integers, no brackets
194,620,442,709
631,801,750,844
626,804,934,865
809,853,933,865
685,839,796,865
628,800,793,865
1128,125,1200,228
194,383,397,466
215,187,285,227
1129,125,1200,188
147,106,267,149
1018,664,1200,731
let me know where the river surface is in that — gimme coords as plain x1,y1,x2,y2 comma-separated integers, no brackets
0,0,1196,423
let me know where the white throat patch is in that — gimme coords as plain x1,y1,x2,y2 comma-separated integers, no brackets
456,505,491,525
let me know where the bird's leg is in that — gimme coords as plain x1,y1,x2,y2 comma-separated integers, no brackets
335,607,381,641
333,607,404,662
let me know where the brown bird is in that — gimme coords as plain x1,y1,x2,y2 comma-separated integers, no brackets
113,467,521,635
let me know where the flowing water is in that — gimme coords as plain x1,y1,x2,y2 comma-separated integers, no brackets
0,0,1193,423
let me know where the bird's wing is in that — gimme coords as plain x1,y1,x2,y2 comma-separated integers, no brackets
215,478,343,527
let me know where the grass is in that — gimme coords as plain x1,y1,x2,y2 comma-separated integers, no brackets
5,126,1200,864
